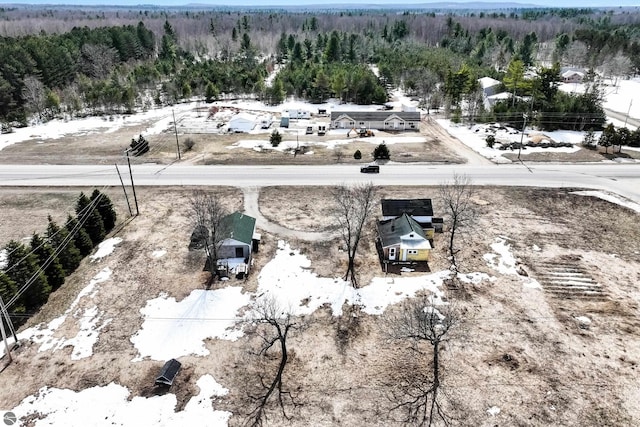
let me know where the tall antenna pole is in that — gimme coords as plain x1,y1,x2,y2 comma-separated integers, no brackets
115,164,132,216
126,150,140,216
173,109,181,160
0,296,13,363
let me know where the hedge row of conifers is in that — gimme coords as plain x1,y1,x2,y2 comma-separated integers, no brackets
0,189,117,326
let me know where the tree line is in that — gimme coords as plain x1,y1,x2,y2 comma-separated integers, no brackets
0,190,117,326
1,7,639,130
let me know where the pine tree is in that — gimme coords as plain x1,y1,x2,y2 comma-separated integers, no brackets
30,233,66,291
90,189,117,233
66,215,94,256
4,240,51,311
46,216,82,274
76,192,106,245
0,272,18,310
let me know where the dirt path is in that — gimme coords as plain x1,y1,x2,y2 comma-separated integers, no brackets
242,187,333,242
424,117,494,165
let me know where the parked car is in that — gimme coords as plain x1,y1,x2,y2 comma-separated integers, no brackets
360,164,380,173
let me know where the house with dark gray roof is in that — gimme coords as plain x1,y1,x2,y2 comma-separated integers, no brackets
377,213,432,263
330,111,421,131
381,198,443,237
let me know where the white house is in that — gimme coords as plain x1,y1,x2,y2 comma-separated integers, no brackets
478,77,502,97
562,70,585,84
228,112,257,132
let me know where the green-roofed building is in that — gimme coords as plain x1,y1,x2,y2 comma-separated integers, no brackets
218,212,258,261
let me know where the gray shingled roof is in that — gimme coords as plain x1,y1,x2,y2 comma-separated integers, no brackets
382,199,434,217
377,213,428,247
330,111,420,122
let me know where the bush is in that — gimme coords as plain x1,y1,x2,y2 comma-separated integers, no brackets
486,134,496,148
183,137,195,151
373,143,390,160
353,149,362,160
270,129,282,147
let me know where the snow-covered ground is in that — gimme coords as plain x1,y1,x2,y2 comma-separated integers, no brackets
438,120,583,163
559,77,640,120
1,268,113,360
90,237,123,262
9,374,231,427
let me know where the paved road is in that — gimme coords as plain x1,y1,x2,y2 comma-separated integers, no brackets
1,163,640,204
604,108,640,128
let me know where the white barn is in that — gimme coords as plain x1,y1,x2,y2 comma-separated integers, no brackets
228,112,257,132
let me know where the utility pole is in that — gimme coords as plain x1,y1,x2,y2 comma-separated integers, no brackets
624,100,632,128
0,296,14,363
518,113,528,161
125,150,140,216
115,164,132,216
172,109,181,160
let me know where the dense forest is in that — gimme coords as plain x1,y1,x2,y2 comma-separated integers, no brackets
1,5,640,130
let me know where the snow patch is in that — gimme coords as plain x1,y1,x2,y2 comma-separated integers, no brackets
483,237,518,275
1,268,113,359
487,406,501,416
9,374,231,427
151,249,167,259
90,237,123,261
0,249,7,269
256,241,450,316
130,287,251,361
575,315,592,325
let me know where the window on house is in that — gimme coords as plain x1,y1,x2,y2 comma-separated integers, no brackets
410,123,415,128
349,121,354,126
408,250,418,254
359,121,365,126
409,234,414,237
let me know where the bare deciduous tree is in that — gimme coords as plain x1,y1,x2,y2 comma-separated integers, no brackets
22,75,46,120
439,173,476,271
80,43,118,79
188,190,229,286
332,182,377,288
244,297,300,427
385,296,459,427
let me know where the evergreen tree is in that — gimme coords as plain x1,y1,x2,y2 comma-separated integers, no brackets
270,129,282,147
66,215,94,256
76,192,106,246
46,216,82,274
205,82,219,103
30,233,65,291
373,143,390,160
90,189,117,233
598,123,616,154
4,240,51,311
0,272,18,312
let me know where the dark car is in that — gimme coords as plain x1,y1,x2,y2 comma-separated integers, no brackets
360,165,380,173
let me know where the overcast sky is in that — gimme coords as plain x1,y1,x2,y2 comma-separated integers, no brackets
2,1,640,7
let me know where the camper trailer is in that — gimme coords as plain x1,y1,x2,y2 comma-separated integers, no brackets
286,109,311,119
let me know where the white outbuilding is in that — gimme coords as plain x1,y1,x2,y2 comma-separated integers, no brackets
228,112,257,132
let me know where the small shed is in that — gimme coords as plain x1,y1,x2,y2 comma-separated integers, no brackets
155,358,181,387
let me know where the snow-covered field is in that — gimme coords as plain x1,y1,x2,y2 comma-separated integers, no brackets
437,120,583,163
